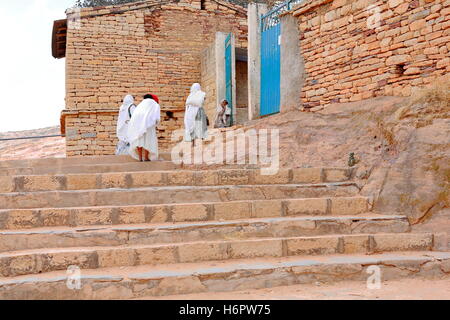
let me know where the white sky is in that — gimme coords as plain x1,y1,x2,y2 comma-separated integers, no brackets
0,0,75,132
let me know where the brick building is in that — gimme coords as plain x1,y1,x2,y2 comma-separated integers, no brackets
52,0,449,157
52,0,248,156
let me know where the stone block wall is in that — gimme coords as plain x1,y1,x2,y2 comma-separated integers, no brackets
63,0,247,156
291,0,450,108
157,108,186,150
64,111,119,156
201,41,218,127
235,60,249,123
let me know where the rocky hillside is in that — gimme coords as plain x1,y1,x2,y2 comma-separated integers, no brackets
245,78,449,234
0,126,65,161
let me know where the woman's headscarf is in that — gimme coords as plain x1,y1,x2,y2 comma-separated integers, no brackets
186,83,206,107
117,95,135,142
149,94,160,104
191,83,201,94
217,99,227,112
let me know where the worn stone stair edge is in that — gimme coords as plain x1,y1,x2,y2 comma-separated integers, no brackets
1,252,449,286
0,181,359,196
0,214,407,235
0,196,371,230
0,154,173,168
0,215,414,254
0,167,356,193
0,233,435,278
0,184,361,210
0,231,433,257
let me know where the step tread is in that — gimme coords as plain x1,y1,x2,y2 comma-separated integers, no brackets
0,232,431,257
0,196,368,213
1,251,448,286
8,166,351,177
2,160,174,170
0,214,406,235
1,181,358,196
0,183,362,211
0,154,173,168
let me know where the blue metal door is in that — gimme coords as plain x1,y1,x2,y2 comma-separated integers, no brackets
225,33,233,124
260,0,305,116
260,22,281,116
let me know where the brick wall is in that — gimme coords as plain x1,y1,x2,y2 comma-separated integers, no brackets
291,0,450,108
63,0,247,156
64,111,118,156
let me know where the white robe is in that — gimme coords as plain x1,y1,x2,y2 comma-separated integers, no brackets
117,95,136,143
116,95,136,155
127,98,161,160
184,83,207,142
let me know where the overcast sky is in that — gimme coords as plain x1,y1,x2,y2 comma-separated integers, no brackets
0,0,75,132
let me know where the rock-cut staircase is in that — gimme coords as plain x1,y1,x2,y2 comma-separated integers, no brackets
0,155,448,300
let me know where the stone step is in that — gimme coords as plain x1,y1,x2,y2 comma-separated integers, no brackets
0,251,448,299
0,161,178,176
0,182,360,210
0,154,172,170
0,162,263,176
0,233,434,277
0,167,354,193
0,214,407,252
0,161,267,177
0,197,370,230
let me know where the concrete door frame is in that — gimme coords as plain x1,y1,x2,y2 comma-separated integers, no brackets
215,31,237,126
248,3,303,119
247,3,268,121
280,13,303,113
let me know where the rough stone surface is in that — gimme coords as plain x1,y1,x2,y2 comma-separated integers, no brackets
245,93,449,228
294,0,450,108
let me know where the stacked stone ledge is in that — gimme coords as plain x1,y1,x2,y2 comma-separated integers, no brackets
292,0,450,108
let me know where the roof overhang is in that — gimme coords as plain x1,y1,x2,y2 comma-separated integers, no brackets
52,19,67,59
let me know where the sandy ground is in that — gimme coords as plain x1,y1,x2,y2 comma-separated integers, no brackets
145,278,450,300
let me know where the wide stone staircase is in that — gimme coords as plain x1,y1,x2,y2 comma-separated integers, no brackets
0,155,448,299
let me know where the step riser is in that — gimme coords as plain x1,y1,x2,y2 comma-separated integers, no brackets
0,253,447,300
0,168,354,193
0,197,369,230
0,217,408,252
0,183,360,210
0,234,432,277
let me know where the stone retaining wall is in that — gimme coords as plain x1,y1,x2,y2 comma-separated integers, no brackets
291,0,449,108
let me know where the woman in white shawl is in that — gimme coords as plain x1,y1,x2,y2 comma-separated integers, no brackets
127,94,161,162
115,95,136,155
184,83,208,145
